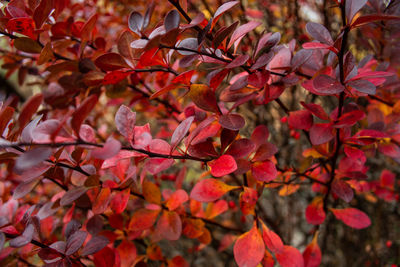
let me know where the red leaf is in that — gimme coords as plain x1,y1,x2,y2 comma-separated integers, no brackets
331,208,371,229
117,240,137,267
276,246,305,267
171,116,194,152
14,147,52,174
81,236,109,256
261,220,284,253
155,210,182,241
305,196,326,225
309,123,335,146
251,160,277,182
209,154,238,177
233,223,264,267
71,94,98,136
210,69,230,90
80,13,98,41
33,0,53,29
172,70,195,85
103,70,130,85
190,178,238,202
189,84,220,113
110,188,130,214
305,22,333,45
205,200,228,219
332,180,354,203
94,53,129,71
66,230,88,255
288,110,313,130
334,110,365,128
165,189,189,211
6,18,35,39
301,102,329,121
94,247,115,267
312,75,345,95
303,234,321,267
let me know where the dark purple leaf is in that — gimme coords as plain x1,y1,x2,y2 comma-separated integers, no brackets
65,220,82,239
345,0,367,23
80,236,109,256
164,10,180,32
128,11,143,35
348,79,376,95
177,38,198,55
9,224,34,248
13,178,41,199
50,241,67,254
306,22,333,45
226,55,249,69
66,230,88,256
291,49,313,71
86,215,104,236
332,180,354,203
60,187,88,206
14,147,52,174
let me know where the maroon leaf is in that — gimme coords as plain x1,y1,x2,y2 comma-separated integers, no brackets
332,180,354,203
71,94,98,136
334,110,365,128
251,125,270,147
188,84,220,113
81,236,109,256
310,123,335,145
312,75,345,95
94,53,129,71
219,114,245,130
252,142,278,162
18,93,43,130
66,230,88,255
288,110,313,130
13,178,41,199
228,21,261,50
226,55,249,69
301,102,330,121
171,116,195,152
351,14,400,28
33,0,53,29
225,139,256,159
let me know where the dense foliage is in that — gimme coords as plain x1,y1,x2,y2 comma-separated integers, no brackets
0,0,399,266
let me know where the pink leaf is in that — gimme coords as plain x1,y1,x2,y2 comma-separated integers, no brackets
115,105,136,140
276,246,305,267
92,138,121,160
171,116,194,152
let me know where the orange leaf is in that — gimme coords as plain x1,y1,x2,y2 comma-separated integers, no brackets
92,187,111,214
117,240,137,267
142,181,161,204
205,199,228,219
128,208,160,231
165,189,189,211
233,223,264,267
190,178,238,202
